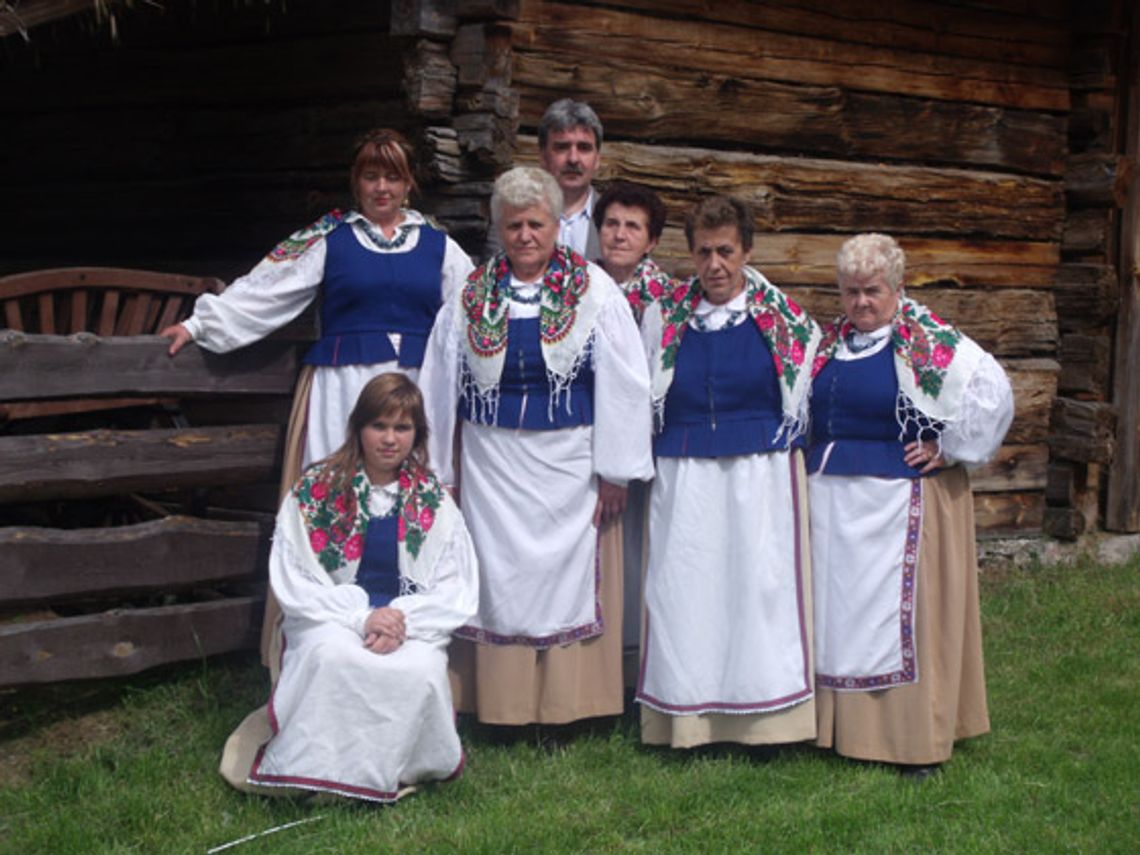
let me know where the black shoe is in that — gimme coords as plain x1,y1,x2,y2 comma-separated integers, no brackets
898,762,942,782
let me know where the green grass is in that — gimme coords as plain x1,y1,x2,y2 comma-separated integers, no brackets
1,556,1137,854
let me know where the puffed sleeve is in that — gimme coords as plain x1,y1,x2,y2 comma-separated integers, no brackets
391,508,479,644
592,268,655,485
941,351,1015,468
181,239,326,353
419,293,464,486
269,492,373,637
441,237,475,304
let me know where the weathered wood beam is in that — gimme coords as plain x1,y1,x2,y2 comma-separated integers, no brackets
784,287,1057,358
0,516,268,607
512,2,1069,111
0,598,262,687
650,232,1060,290
1058,334,1112,398
969,444,1048,493
974,491,1045,537
1049,397,1117,464
512,53,1066,175
391,0,457,36
0,424,282,504
1065,152,1133,208
1062,208,1116,255
581,0,1068,68
404,38,458,118
0,333,298,401
1005,359,1061,446
455,0,519,18
1054,263,1120,330
517,137,1064,242
1107,6,1140,532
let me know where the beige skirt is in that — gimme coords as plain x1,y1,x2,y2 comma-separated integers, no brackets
447,518,626,725
640,451,816,749
814,465,990,765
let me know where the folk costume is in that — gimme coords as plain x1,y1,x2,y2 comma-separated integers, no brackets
636,266,821,748
220,461,478,803
612,256,673,653
420,245,654,724
808,296,1012,764
179,209,473,666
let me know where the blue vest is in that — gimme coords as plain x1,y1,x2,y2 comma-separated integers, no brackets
655,320,789,458
355,514,400,608
807,344,935,479
463,317,595,430
303,223,446,369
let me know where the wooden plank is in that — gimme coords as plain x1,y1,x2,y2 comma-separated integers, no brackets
0,516,268,607
511,53,1066,175
0,397,175,423
512,1,1070,110
1050,397,1117,464
973,491,1044,537
783,287,1057,358
0,333,298,401
1004,358,1060,445
1107,6,1140,532
0,598,263,687
0,424,282,504
969,444,1048,493
586,0,1069,67
516,137,1064,242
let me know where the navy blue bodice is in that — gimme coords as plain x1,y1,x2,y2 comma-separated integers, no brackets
303,223,445,368
807,343,933,478
355,514,400,608
655,320,790,458
463,317,595,430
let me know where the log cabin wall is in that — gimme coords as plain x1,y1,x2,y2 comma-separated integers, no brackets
481,0,1076,538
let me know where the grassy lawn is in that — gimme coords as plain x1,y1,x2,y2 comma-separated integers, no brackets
1,556,1137,854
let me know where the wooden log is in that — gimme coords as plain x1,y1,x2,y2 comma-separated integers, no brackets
451,22,513,88
0,598,262,687
1058,333,1112,398
581,0,1068,68
0,517,267,607
512,1,1070,111
0,333,298,401
969,444,1048,493
519,137,1064,242
1005,358,1060,445
1062,208,1115,256
1065,152,1133,208
454,112,515,167
974,491,1045,537
649,231,1060,290
1053,263,1120,330
1042,507,1088,540
1049,397,1117,464
783,287,1057,358
403,39,459,118
455,0,520,17
511,53,1066,175
0,424,282,504
390,0,458,36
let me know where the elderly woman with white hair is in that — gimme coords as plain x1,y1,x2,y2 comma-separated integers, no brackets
419,166,654,726
807,233,1013,775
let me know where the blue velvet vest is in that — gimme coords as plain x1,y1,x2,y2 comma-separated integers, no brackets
303,223,445,369
655,320,789,458
807,343,934,479
355,514,400,608
463,317,595,430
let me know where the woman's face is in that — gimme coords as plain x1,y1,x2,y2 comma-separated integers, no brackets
840,272,900,333
355,167,409,226
359,409,416,485
692,224,750,305
499,203,558,281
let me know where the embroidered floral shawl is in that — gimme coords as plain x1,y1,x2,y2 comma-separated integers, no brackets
267,210,345,262
811,294,985,439
642,265,820,444
293,460,455,589
619,256,673,322
459,244,605,420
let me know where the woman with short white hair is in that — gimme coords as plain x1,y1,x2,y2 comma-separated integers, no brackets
808,232,1013,775
420,166,654,726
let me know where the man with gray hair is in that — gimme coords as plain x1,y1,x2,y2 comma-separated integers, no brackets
537,98,603,259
